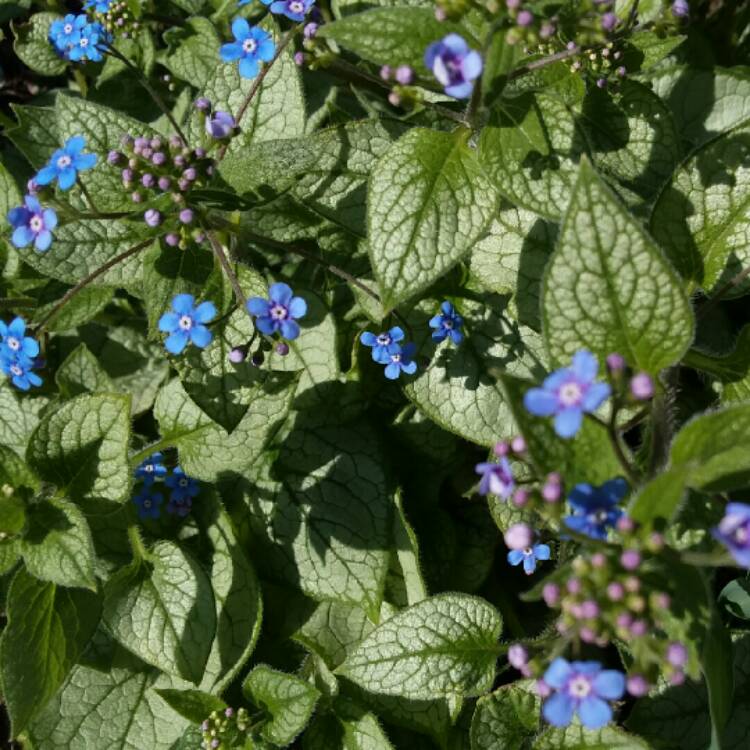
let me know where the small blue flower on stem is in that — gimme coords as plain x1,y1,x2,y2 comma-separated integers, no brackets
135,452,168,485
35,136,97,192
205,111,236,139
542,658,625,729
83,0,113,13
158,294,217,355
524,350,611,439
261,0,315,22
220,19,275,80
564,479,627,540
132,486,164,520
429,301,463,345
1,353,42,391
424,34,483,99
0,318,39,362
68,22,107,62
7,195,57,252
475,457,514,499
384,342,417,380
508,543,551,575
360,326,404,364
166,467,199,516
49,14,86,54
713,502,750,568
247,283,307,341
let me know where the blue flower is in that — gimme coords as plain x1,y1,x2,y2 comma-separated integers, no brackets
262,0,315,22
360,326,404,364
424,34,483,99
83,0,113,12
384,342,417,380
49,14,87,54
35,136,98,192
68,22,107,62
542,658,625,729
166,468,199,516
7,195,57,252
220,19,275,80
508,543,551,575
135,452,168,485
475,457,514,499
429,301,463,345
247,282,307,341
713,502,750,568
523,350,611,439
158,294,217,355
1,353,42,391
132,486,164,520
563,479,627,540
0,318,40,362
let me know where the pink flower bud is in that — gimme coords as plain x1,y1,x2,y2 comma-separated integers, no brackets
566,577,581,594
494,441,510,456
627,674,649,697
581,600,599,618
607,582,624,601
511,435,527,453
512,488,529,507
504,523,533,550
591,552,606,568
630,373,654,400
580,627,597,643
620,550,641,570
667,642,688,668
535,679,551,697
542,583,559,607
507,644,528,670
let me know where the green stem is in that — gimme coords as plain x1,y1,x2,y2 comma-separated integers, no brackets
205,230,248,310
127,524,149,563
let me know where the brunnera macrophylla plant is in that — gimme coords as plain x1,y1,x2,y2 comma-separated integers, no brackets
1,0,750,746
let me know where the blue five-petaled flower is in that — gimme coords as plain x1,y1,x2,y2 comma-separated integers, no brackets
220,19,275,79
158,294,217,355
166,467,200,516
360,326,404,364
0,317,42,392
7,196,57,253
524,350,611,439
430,300,464,345
247,283,307,341
713,502,750,568
132,486,164,520
424,34,483,99
49,14,87,54
563,478,628,540
68,22,106,63
542,658,625,729
384,342,417,380
475,457,514,499
260,0,315,22
35,136,97,192
508,543,551,575
135,452,168,486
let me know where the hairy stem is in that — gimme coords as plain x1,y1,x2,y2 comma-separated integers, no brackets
33,238,153,334
205,230,248,309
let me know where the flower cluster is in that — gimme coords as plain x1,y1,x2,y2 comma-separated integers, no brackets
429,300,464,345
220,19,275,80
360,326,418,380
504,0,557,47
49,13,109,63
159,294,217,355
0,318,42,391
35,136,97,192
83,0,140,38
7,195,57,253
201,707,252,750
132,453,200,519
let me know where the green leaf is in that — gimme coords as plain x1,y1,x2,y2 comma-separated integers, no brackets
194,492,263,693
56,343,116,398
12,12,68,77
0,490,26,534
625,30,684,72
404,295,547,446
7,104,59,169
628,467,688,524
0,157,22,226
542,159,694,373
153,378,293,482
239,419,391,612
18,497,97,589
652,123,750,296
702,607,734,748
303,698,395,750
684,326,750,404
243,665,320,745
32,285,114,333
28,648,190,750
468,208,557,332
0,382,45,458
23,218,150,289
163,17,220,89
470,684,539,750
103,540,217,684
337,593,501,700
0,568,100,734
56,94,160,212
319,8,472,72
154,688,226,724
669,402,750,491
142,243,215,335
533,723,652,749
393,490,428,606
27,393,132,505
719,579,750,620
368,128,497,308
0,444,37,491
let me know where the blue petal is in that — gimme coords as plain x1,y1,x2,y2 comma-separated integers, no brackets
269,282,293,305
35,165,58,186
194,301,217,324
449,329,464,344
563,515,590,535
12,226,33,248
534,544,551,561
231,16,250,40
424,41,441,69
507,550,524,566
257,38,276,62
542,693,574,727
524,387,557,416
432,329,448,342
445,81,473,99
582,381,611,412
247,297,270,317
165,330,189,354
429,314,443,329
35,230,52,252
220,42,243,62
74,152,97,171
239,56,260,78
384,363,401,380
461,50,483,81
280,319,300,340
543,368,570,390
441,300,454,315
42,208,58,229
544,658,573,689
389,326,405,343
288,296,307,319
255,316,276,335
567,483,596,511
189,325,212,348
8,318,25,338
593,670,626,700
57,167,77,191
578,696,612,729
401,360,417,376
554,407,583,438
360,331,377,347
24,196,41,213
571,349,598,382
522,554,537,574
159,312,180,333
441,33,469,56
602,477,629,503
172,293,195,314
65,135,86,154
372,346,391,365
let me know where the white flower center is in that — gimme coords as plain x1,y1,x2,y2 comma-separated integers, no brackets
376,333,391,346
589,509,610,525
57,155,72,169
10,365,23,377
558,381,583,407
7,337,20,351
289,0,304,11
178,315,193,331
391,353,401,363
735,525,749,544
443,319,453,329
179,478,188,487
30,216,44,231
143,499,152,508
64,23,73,33
144,465,154,473
523,547,533,556
270,304,287,320
80,37,89,47
243,38,257,53
568,676,592,698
